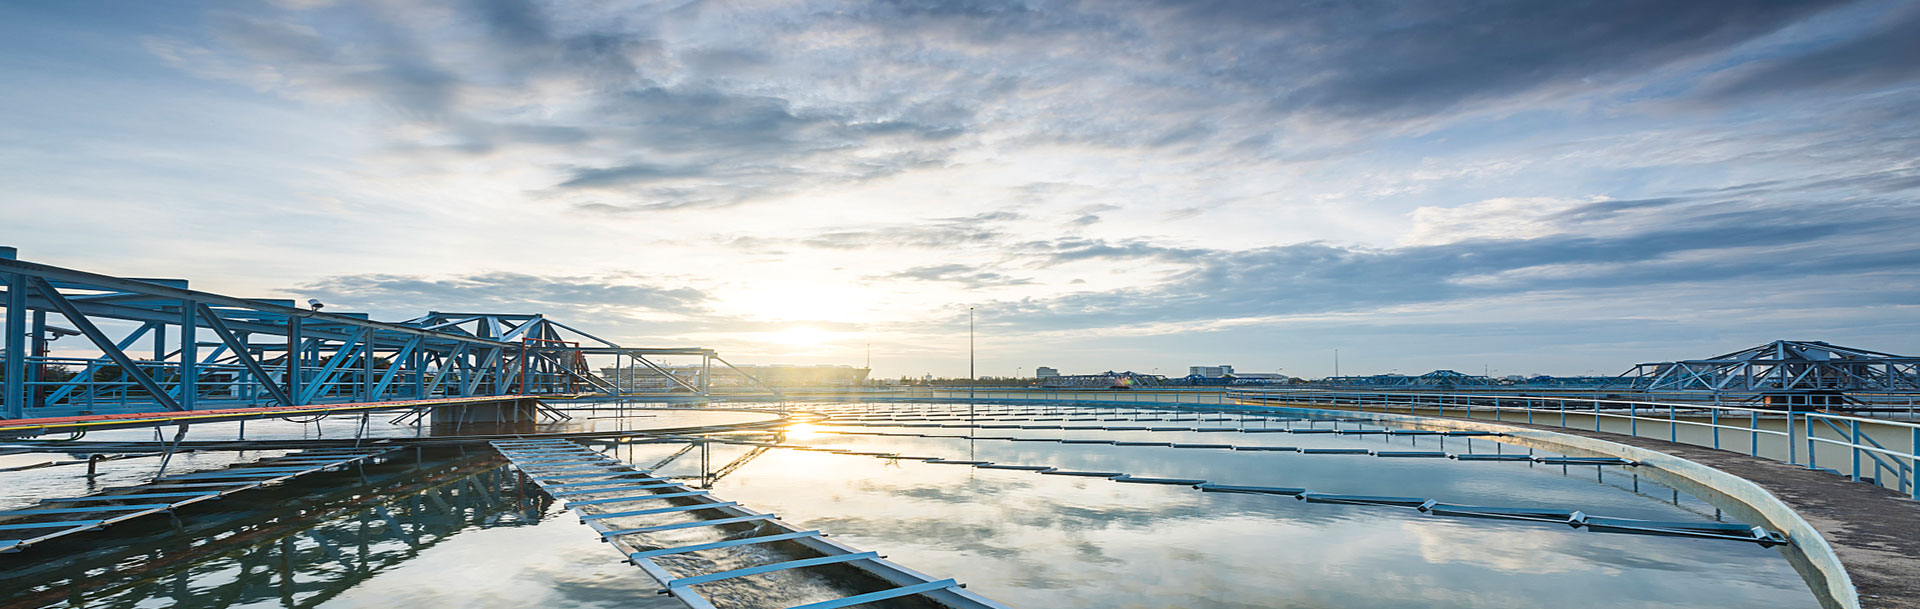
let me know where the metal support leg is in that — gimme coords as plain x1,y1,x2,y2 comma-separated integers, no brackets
4,273,26,418
363,334,375,402
28,309,45,409
179,301,197,410
152,424,189,480
287,316,303,406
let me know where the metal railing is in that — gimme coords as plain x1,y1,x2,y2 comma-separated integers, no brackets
780,386,1920,499
3,354,551,415
1222,388,1920,499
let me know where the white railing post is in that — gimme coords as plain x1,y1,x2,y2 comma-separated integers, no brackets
1788,412,1798,465
1850,420,1861,482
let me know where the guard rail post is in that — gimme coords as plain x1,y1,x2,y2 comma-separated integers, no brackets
1850,420,1861,482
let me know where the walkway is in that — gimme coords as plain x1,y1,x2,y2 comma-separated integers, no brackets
0,395,545,437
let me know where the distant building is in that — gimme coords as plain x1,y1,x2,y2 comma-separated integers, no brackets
1189,365,1235,378
1034,366,1060,378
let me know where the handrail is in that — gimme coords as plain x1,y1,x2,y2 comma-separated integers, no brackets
1223,388,1920,500
831,386,1919,499
1230,388,1920,431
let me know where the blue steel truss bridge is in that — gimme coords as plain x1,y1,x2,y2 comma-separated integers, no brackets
0,246,777,435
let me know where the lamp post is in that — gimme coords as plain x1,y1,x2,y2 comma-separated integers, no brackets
968,307,975,420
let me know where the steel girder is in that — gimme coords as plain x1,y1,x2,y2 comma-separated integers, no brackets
1615,340,1920,394
0,249,738,419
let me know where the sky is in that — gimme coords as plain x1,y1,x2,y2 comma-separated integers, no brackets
2,0,1917,379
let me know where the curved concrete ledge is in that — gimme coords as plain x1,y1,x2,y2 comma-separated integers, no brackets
1225,403,1863,609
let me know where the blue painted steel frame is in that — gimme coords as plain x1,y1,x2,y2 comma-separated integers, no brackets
0,248,733,420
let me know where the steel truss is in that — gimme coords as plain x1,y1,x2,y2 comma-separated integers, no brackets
1,247,765,419
1613,340,1920,396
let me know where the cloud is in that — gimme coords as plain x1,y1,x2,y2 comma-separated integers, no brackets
871,263,1034,288
297,272,709,318
1018,239,1208,264
28,0,1919,374
1699,5,1920,101
141,0,1884,216
146,0,980,211
798,211,1023,249
1155,0,1846,120
1401,197,1590,246
977,194,1920,331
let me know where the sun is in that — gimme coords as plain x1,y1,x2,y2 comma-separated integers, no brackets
786,423,822,439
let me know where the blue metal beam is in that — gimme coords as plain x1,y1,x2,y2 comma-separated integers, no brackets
298,328,364,405
287,316,303,405
4,273,25,418
41,322,154,405
178,299,197,409
29,277,181,411
372,335,422,398
199,304,293,406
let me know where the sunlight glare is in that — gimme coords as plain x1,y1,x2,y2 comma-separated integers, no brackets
770,326,836,347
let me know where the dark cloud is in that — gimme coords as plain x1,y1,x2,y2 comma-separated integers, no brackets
470,0,551,49
1700,5,1920,101
1154,0,1849,119
1551,197,1690,222
162,0,1889,209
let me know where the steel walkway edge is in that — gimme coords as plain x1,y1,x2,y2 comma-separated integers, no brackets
0,447,393,553
490,439,1009,609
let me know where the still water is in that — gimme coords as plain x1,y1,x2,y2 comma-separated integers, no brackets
0,401,1824,609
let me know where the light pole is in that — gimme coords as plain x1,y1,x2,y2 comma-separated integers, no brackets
968,307,976,420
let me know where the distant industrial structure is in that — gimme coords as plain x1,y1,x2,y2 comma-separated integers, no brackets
1034,366,1059,378
1037,370,1163,389
1322,369,1497,389
601,363,869,392
1293,340,1920,409
1190,365,1233,377
1033,367,1294,389
1608,340,1919,406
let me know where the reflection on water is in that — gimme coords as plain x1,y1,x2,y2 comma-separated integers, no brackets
0,449,677,609
0,401,1827,609
670,403,1822,609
